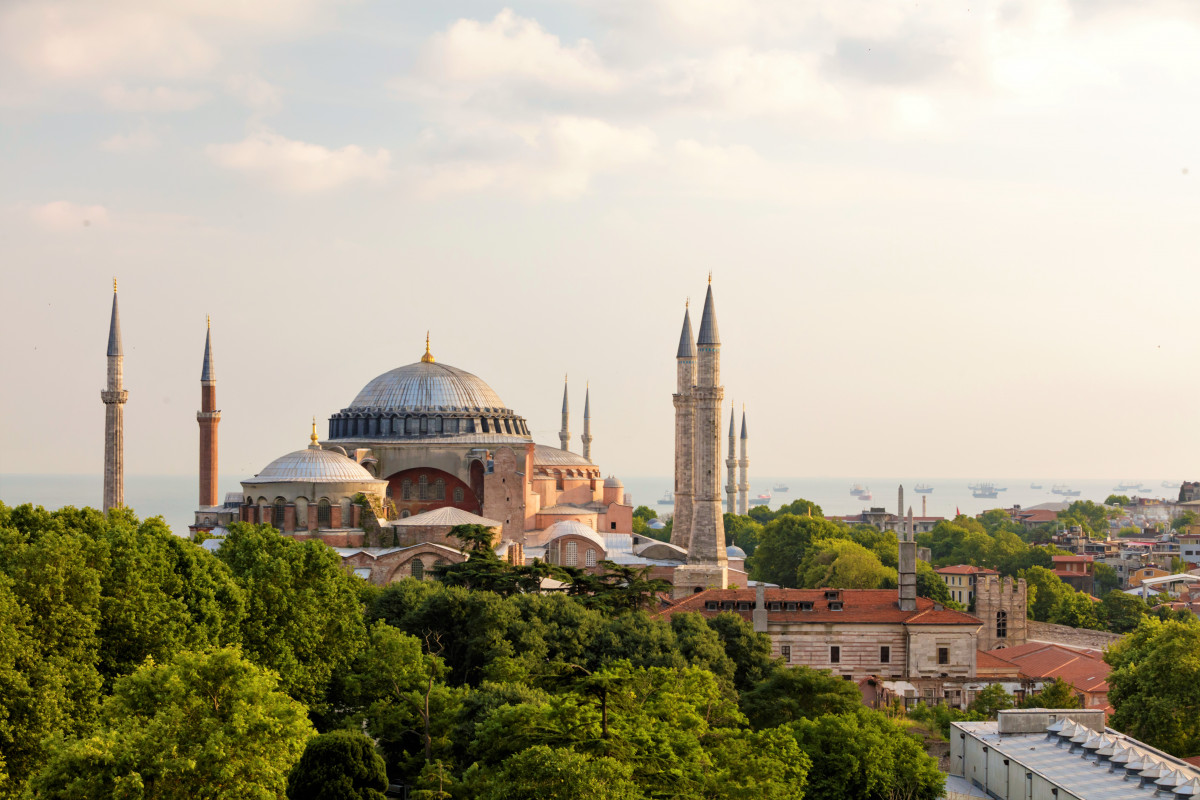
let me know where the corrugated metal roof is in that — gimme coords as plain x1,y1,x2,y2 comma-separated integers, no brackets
349,361,508,412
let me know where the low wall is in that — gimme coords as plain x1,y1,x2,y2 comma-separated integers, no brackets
1027,621,1122,651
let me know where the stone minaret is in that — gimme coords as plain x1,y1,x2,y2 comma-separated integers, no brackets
898,506,917,611
898,484,904,520
559,375,570,451
581,384,592,461
671,304,696,550
197,316,220,508
101,280,128,512
673,277,728,597
725,404,737,513
737,408,749,515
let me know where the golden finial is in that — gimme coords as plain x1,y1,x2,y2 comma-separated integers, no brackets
206,313,210,329
310,417,319,446
421,331,435,363
707,271,712,285
113,277,117,293
686,297,689,308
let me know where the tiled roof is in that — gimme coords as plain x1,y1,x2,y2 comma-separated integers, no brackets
984,643,1110,693
936,565,1000,575
975,650,1020,672
1052,555,1094,563
660,588,983,626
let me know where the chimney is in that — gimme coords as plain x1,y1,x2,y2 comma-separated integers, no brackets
898,506,917,611
753,584,768,632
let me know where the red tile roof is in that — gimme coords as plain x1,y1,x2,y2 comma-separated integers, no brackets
660,588,982,626
936,565,1000,576
976,650,1020,672
985,643,1109,693
1052,555,1094,563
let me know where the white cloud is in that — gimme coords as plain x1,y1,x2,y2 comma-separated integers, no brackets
205,129,391,192
422,9,620,93
101,84,208,112
30,201,110,230
100,121,160,152
226,74,282,114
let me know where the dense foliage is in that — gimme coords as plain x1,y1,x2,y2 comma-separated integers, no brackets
1106,616,1200,757
0,503,949,800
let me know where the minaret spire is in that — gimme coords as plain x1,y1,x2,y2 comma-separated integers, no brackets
197,316,221,508
559,374,571,451
102,282,129,512
581,382,593,461
671,304,696,551
737,405,749,515
725,402,737,514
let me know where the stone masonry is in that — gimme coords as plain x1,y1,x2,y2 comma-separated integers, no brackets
197,318,220,508
725,405,737,514
737,409,748,516
102,285,127,512
671,305,696,551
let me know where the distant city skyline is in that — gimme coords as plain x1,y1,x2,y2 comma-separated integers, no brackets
2,0,1199,484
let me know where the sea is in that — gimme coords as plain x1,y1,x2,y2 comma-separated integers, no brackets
0,474,1178,537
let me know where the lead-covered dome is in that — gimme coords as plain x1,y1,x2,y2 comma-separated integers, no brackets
250,445,379,483
350,361,507,412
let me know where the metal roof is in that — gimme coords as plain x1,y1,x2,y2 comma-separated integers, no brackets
201,325,215,382
676,307,696,358
247,445,382,483
107,291,122,357
533,444,593,466
348,361,508,412
390,507,501,528
697,283,719,345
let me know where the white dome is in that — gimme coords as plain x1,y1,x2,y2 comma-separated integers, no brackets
604,476,623,488
726,544,747,559
349,361,507,412
250,446,379,483
544,520,606,550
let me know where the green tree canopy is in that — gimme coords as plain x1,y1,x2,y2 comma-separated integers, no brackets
1023,566,1072,622
287,730,388,800
797,539,895,590
1018,677,1081,710
1106,616,1200,756
740,665,862,728
467,745,645,800
748,514,847,588
29,648,313,800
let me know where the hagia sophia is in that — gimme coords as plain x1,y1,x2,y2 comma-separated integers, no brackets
102,279,750,595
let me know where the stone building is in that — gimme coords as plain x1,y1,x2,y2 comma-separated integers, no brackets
936,565,1000,607
974,574,1028,651
101,282,127,512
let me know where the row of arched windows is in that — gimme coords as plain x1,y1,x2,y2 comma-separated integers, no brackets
557,541,599,568
330,414,531,439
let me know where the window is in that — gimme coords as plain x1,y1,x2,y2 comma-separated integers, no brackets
799,601,814,611
454,487,464,503
317,499,331,527
410,559,424,580
565,541,578,566
402,479,414,501
433,479,446,500
273,498,286,530
828,601,843,611
938,647,950,665
781,645,792,663
785,602,797,611
996,610,1008,639
830,646,841,664
445,418,458,434
585,549,597,567
419,475,429,500
610,522,617,530
555,472,564,490
400,510,410,519
406,417,418,434
880,646,891,663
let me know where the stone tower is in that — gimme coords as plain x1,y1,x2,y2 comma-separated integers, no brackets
737,408,749,515
559,376,570,451
101,281,128,512
581,384,592,461
671,304,696,551
674,279,728,597
975,575,1028,651
725,404,737,513
197,316,220,508
898,484,904,520
898,507,917,611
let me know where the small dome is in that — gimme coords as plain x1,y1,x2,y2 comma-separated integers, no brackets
250,446,379,483
726,544,747,559
604,476,623,488
544,520,606,549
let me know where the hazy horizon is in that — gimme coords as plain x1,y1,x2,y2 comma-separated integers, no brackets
3,0,1199,485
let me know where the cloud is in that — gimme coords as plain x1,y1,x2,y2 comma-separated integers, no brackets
421,9,620,94
101,84,208,112
30,201,110,230
226,74,282,114
205,129,391,192
100,121,160,151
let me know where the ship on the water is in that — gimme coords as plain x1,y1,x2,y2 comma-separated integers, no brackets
914,483,933,494
657,491,674,505
1163,480,1182,489
1116,481,1142,491
750,492,772,506
1030,483,1043,490
972,483,999,499
858,489,873,501
1051,485,1082,497
850,484,867,496
772,483,789,492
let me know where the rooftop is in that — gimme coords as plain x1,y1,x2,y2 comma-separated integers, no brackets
661,588,983,626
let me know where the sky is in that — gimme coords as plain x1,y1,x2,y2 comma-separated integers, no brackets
1,0,1199,487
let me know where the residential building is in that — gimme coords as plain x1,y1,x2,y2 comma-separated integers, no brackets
937,565,999,607
1051,555,1095,595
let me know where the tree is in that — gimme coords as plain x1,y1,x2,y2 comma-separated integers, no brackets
1094,563,1120,597
1018,677,1081,710
915,560,956,606
740,665,861,728
1022,566,1072,622
968,684,1013,718
701,727,809,800
1105,495,1131,507
216,523,367,708
287,730,388,800
467,745,645,800
1050,592,1103,630
706,611,778,693
1100,591,1149,634
29,648,313,800
797,539,895,590
749,514,847,588
632,506,657,521
724,514,764,556
1058,500,1112,538
1172,511,1199,532
1106,616,1200,756
789,707,944,800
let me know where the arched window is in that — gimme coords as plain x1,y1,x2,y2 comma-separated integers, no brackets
585,548,597,567
317,498,331,527
431,417,442,434
996,610,1008,640
445,418,458,434
406,417,418,435
565,540,578,567
434,558,447,568
402,479,414,501
273,498,287,530
453,487,464,503
400,509,411,519
419,475,429,501
411,559,424,580
433,479,446,500
555,471,564,491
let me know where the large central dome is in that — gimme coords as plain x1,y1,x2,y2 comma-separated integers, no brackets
350,361,507,412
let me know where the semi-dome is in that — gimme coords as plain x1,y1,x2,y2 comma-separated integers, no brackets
350,361,508,413
249,445,379,483
544,519,606,549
